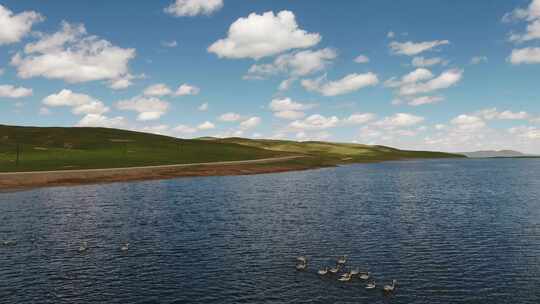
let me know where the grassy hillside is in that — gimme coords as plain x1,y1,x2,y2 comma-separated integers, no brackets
0,125,284,172
209,137,464,166
0,125,464,173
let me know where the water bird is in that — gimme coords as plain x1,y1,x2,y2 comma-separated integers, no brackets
329,264,341,274
338,272,353,282
78,241,89,253
2,240,17,246
383,280,397,293
317,267,329,275
121,242,130,252
350,268,360,276
337,255,347,265
366,280,377,290
296,256,307,271
359,272,370,280
296,256,307,263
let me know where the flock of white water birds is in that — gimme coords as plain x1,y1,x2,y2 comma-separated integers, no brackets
295,255,397,293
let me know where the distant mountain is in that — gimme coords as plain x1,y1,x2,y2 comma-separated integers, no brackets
459,150,536,158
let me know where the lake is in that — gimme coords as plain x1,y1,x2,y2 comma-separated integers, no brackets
1,159,540,303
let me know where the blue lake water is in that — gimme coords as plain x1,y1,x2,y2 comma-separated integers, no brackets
1,158,540,303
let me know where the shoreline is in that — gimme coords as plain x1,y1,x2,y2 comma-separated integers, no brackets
0,156,322,192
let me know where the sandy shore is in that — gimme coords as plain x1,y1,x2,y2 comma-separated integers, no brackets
0,156,316,192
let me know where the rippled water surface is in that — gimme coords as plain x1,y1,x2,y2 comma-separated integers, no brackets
1,159,540,303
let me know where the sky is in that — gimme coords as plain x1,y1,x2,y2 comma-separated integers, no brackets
1,0,540,153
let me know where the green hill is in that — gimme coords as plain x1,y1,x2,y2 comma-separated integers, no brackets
0,125,464,173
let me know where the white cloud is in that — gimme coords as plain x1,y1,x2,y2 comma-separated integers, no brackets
11,22,136,87
219,112,242,122
344,113,376,125
269,97,315,120
0,4,43,45
504,0,540,42
161,40,178,48
116,96,169,121
43,89,108,115
39,107,51,116
197,121,215,130
0,84,33,98
239,117,261,130
165,0,223,17
398,69,463,96
175,83,200,96
289,114,340,131
470,56,488,65
354,55,370,63
375,113,425,129
407,96,444,106
198,102,208,111
384,68,434,88
389,40,450,56
451,114,486,131
387,31,395,38
508,47,540,64
477,108,529,120
411,56,447,67
301,72,379,96
76,114,126,128
144,83,173,96
174,124,197,134
208,11,321,59
244,48,337,80
509,125,540,139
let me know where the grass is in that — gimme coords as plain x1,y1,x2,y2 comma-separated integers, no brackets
0,125,464,173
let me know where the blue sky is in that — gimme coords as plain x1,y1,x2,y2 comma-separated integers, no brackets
1,0,540,153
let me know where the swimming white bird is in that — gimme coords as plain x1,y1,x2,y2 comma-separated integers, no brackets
2,240,16,246
366,280,376,290
350,268,360,276
359,272,370,280
329,265,341,274
337,255,347,265
318,267,329,275
338,272,352,282
78,241,88,253
121,242,130,252
296,262,307,271
297,256,307,263
383,280,397,293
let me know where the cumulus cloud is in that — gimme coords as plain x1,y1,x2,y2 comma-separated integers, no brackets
174,124,198,134
76,114,127,128
116,96,169,121
197,121,215,130
219,112,242,122
175,83,200,96
343,113,376,125
411,56,447,67
374,113,425,129
144,83,173,96
354,55,370,63
0,4,43,45
244,48,337,80
208,11,321,59
239,117,261,130
398,69,463,96
477,108,530,120
407,96,444,106
11,22,136,88
451,114,486,131
165,0,223,17
470,56,488,65
0,84,33,98
301,72,379,96
43,89,108,115
389,40,450,56
198,102,208,111
509,125,540,139
289,114,340,131
508,47,540,64
504,0,540,42
269,97,315,120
